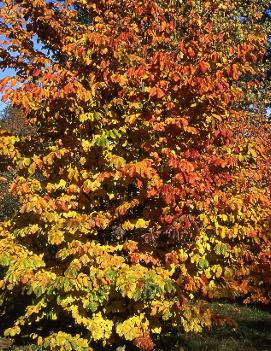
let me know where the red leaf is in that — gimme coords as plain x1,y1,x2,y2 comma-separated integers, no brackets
33,69,42,77
172,72,180,82
137,179,143,189
211,52,220,61
2,94,8,103
21,276,28,285
199,61,209,74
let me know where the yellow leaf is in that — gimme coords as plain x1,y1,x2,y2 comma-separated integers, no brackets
4,325,21,337
151,325,162,334
135,218,149,229
122,221,135,231
220,214,227,221
82,139,92,151
215,266,223,278
212,114,222,121
37,336,43,345
178,249,188,262
58,179,66,189
220,226,226,238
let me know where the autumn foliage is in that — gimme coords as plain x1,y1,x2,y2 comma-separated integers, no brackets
0,0,270,350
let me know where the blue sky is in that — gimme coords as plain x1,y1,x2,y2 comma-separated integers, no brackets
0,32,42,112
0,31,15,112
0,67,15,112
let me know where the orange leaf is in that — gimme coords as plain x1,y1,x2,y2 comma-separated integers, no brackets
161,20,167,31
187,47,196,58
149,87,157,97
199,61,209,74
156,87,165,99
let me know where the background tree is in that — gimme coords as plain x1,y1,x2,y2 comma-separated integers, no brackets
0,105,32,219
0,1,270,350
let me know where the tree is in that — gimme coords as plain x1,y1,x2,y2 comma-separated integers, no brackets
0,105,33,135
0,1,270,350
0,106,28,219
0,105,37,219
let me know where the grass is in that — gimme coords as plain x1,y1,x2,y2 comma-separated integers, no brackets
155,302,271,351
0,302,270,351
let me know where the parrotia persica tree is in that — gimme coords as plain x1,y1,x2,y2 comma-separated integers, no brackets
0,0,271,350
